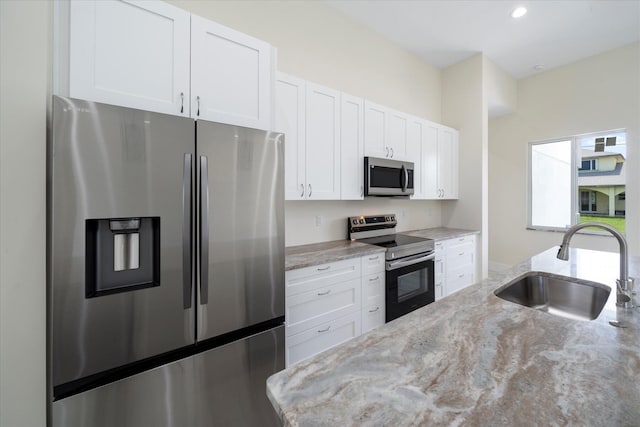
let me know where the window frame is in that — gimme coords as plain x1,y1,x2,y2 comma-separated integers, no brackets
527,129,626,234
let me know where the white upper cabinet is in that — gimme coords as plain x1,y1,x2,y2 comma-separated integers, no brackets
275,73,306,200
438,126,459,199
364,100,388,158
305,82,341,200
406,116,424,198
276,75,341,200
421,124,459,200
387,110,408,160
191,15,271,129
340,94,365,200
68,0,272,129
70,0,190,116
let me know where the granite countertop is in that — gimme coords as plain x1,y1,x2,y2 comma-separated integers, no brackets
285,240,385,271
403,226,479,241
285,227,478,271
268,247,640,426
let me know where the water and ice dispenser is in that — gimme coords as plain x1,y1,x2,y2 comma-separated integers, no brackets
85,217,160,298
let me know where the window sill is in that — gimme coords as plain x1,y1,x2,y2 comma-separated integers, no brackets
526,226,626,237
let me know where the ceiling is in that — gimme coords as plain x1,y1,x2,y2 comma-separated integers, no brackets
325,0,640,79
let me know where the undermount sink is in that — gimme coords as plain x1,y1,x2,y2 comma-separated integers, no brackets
494,272,611,321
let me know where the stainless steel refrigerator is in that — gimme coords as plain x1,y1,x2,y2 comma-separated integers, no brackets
48,96,285,426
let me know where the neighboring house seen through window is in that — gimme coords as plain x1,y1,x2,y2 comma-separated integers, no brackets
528,130,626,233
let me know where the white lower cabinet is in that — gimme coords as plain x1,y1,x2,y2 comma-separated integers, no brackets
285,254,385,366
433,235,477,299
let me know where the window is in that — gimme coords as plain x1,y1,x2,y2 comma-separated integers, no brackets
528,130,626,233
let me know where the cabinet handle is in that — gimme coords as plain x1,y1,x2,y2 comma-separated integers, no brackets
196,96,200,116
361,185,364,197
180,92,184,113
369,276,379,281
369,306,380,313
368,256,379,261
459,252,464,256
317,290,331,296
390,147,394,158
300,184,304,198
317,326,331,333
317,265,330,271
459,273,465,278
308,184,312,197
459,238,465,241
385,147,389,157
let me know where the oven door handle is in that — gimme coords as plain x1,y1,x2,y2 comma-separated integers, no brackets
386,252,435,271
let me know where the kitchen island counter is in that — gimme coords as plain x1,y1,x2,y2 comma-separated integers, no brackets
268,247,640,426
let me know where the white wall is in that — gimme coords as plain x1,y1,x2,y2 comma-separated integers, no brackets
0,1,49,426
167,0,445,247
489,42,640,266
485,57,517,118
441,54,488,278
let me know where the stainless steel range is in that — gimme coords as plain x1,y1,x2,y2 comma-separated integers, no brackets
348,214,435,321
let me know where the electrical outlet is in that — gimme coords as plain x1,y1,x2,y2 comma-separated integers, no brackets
315,215,323,227
401,209,407,219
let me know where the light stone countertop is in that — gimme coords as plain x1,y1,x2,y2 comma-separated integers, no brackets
268,247,640,426
285,227,478,271
285,240,385,271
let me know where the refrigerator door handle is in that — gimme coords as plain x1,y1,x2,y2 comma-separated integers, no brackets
183,154,193,309
199,155,209,305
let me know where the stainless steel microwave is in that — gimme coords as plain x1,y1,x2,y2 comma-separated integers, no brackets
364,157,415,197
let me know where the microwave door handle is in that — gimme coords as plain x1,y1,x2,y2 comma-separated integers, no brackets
400,164,407,192
387,252,435,271
199,156,209,305
182,154,192,309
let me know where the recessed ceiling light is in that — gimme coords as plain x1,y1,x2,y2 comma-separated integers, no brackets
512,7,527,18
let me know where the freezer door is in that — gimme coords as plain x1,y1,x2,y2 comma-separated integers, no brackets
52,325,285,427
196,121,284,341
50,96,196,390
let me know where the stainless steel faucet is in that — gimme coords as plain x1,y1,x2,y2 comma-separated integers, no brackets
557,222,634,308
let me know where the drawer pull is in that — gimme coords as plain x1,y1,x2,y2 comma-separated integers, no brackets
459,252,464,256
369,276,379,282
368,306,380,313
317,326,331,333
459,273,465,278
317,266,331,271
459,238,465,241
368,256,379,261
317,290,331,296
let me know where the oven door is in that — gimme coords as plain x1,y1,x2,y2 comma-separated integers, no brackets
385,253,435,322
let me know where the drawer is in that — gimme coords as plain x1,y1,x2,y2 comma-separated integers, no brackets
286,312,361,366
286,278,361,336
286,257,361,296
434,281,445,301
362,253,385,275
446,264,475,296
362,295,385,333
445,242,474,270
362,272,384,300
449,235,475,246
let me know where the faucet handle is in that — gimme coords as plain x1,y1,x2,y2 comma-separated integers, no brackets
616,278,635,308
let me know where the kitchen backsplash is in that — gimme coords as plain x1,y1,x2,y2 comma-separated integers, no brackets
285,199,442,246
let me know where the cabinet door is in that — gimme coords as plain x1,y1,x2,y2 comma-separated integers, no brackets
70,0,190,116
275,73,306,200
388,110,408,160
438,126,459,199
434,241,446,301
305,82,341,200
406,117,424,198
340,93,365,200
364,100,388,158
422,122,440,199
191,15,271,129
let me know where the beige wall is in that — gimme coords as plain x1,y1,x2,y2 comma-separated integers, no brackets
167,0,445,247
441,54,488,278
485,57,517,118
0,1,49,426
489,42,640,266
